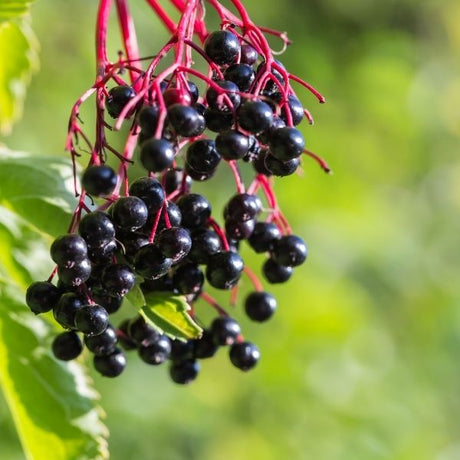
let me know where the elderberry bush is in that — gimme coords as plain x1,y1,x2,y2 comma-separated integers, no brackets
26,0,329,385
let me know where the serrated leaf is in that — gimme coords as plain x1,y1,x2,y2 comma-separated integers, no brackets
0,283,109,460
0,20,39,135
142,291,203,340
0,1,35,22
0,147,77,236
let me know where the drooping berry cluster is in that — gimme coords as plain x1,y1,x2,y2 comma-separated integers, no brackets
25,0,328,384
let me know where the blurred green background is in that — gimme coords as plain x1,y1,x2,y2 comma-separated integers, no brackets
2,0,460,458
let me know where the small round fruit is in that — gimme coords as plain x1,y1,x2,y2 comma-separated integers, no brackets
262,258,293,284
244,291,277,322
138,335,172,365
26,281,60,314
211,316,241,346
170,360,200,384
271,235,308,267
112,196,148,231
50,234,87,267
248,222,281,253
206,251,244,289
106,86,136,118
167,104,204,137
84,326,118,356
224,63,255,91
133,244,172,280
172,264,204,295
186,139,221,173
188,228,221,264
140,138,175,173
129,177,165,214
82,165,117,197
204,30,240,65
93,348,126,377
229,341,260,371
52,331,83,361
57,258,92,287
101,264,136,297
78,211,115,244
193,330,218,359
157,227,192,263
269,127,305,161
74,304,109,337
176,194,212,229
215,130,250,160
53,293,84,329
264,153,300,177
237,101,273,134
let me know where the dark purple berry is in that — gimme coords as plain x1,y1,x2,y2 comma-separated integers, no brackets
206,80,241,112
244,291,277,322
211,316,241,346
112,196,148,231
224,193,262,222
163,168,191,195
186,139,221,173
26,281,60,314
128,316,161,347
53,293,84,329
229,341,260,371
82,165,117,197
52,331,83,361
138,105,159,133
262,258,293,283
170,360,200,384
78,211,115,245
106,86,135,118
157,227,192,263
269,127,305,161
167,104,204,137
138,335,171,365
204,109,234,133
215,130,250,160
101,264,135,297
271,235,308,267
206,251,244,289
50,234,87,267
204,30,241,66
225,218,255,240
172,264,204,295
224,64,255,91
176,194,211,229
129,177,165,214
237,100,273,134
240,44,258,65
188,228,222,264
264,153,300,177
133,244,172,280
170,340,195,362
74,304,109,336
140,138,175,173
248,222,281,253
94,348,126,377
193,330,218,359
84,325,118,355
57,258,92,287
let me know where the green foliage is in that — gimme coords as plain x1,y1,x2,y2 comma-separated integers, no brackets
0,1,35,22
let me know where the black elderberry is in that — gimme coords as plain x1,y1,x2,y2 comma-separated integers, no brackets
215,130,250,160
240,44,258,66
112,196,148,231
206,251,244,289
170,360,200,384
248,222,281,253
264,153,300,177
271,235,308,267
257,115,286,145
271,93,304,126
78,211,116,245
140,138,175,173
188,228,222,264
211,316,241,346
186,80,199,104
84,325,118,355
106,85,136,118
52,331,83,361
229,341,260,371
133,243,172,280
204,109,234,133
224,64,255,91
53,292,85,329
50,234,88,267
94,348,126,377
92,292,123,314
163,168,191,195
225,218,256,240
257,59,286,93
157,201,182,229
57,258,92,287
204,30,241,66
82,165,117,197
186,139,221,173
176,194,211,229
184,163,216,182
128,316,160,347
119,232,149,260
157,227,192,262
138,334,172,365
167,104,204,137
172,264,204,295
86,239,117,264
170,339,195,362
262,258,293,284
118,319,137,350
129,177,165,214
237,100,274,134
193,330,218,359
102,264,135,297
244,291,277,322
252,149,273,176
74,304,109,337
138,105,160,133
206,80,241,112
224,193,262,222
269,127,305,161
26,281,60,314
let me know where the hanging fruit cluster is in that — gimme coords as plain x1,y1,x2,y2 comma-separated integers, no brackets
25,0,329,384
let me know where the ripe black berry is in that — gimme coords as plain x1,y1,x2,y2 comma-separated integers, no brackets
94,348,126,377
92,292,123,314
206,251,244,289
176,194,212,229
57,258,92,287
138,105,159,133
163,168,191,195
78,211,115,244
248,222,281,253
50,234,88,267
206,80,241,112
138,334,172,365
82,165,117,197
193,330,218,359
264,153,300,177
215,130,250,160
170,360,200,384
244,291,277,322
224,193,261,221
74,304,109,336
101,264,135,297
112,196,148,231
237,100,273,134
128,316,160,347
188,228,222,264
26,281,60,314
229,341,260,371
133,244,172,280
224,64,255,91
240,44,258,66
186,139,221,173
167,104,204,137
140,138,175,173
106,86,136,118
225,218,255,240
172,264,204,295
204,30,240,65
53,293,84,329
52,331,83,361
129,177,165,214
157,227,192,262
84,325,118,355
211,316,241,346
170,339,195,362
204,109,234,133
269,127,305,161
271,235,308,267
262,258,293,283
86,239,117,264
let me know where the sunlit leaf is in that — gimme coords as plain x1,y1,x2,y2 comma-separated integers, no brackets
0,1,35,22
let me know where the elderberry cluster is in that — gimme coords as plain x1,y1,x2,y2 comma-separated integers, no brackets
26,25,319,384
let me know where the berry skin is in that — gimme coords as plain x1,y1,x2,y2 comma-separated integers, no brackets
84,325,118,355
186,139,221,173
237,100,274,134
224,64,255,91
211,317,241,346
26,281,60,314
206,80,241,112
52,331,83,361
229,341,260,371
118,319,137,350
163,87,192,107
225,218,255,240
138,105,159,133
193,330,218,359
170,360,200,384
82,165,117,197
78,211,115,245
167,104,204,137
272,93,304,126
106,86,136,118
50,234,88,267
157,227,192,263
188,228,222,264
53,293,84,329
138,334,172,365
176,194,212,229
204,109,234,133
240,44,258,66
172,264,204,295
257,115,286,145
264,153,300,177
206,251,244,289
170,339,195,362
112,196,148,231
74,304,109,337
101,264,135,297
128,316,161,347
252,149,273,176
57,258,92,287
94,348,126,377
140,138,175,173
129,177,165,214
133,244,172,280
224,193,262,222
269,127,305,161
158,201,182,229
248,222,281,253
271,235,308,267
262,258,293,284
92,292,123,314
244,291,277,322
204,30,241,66
87,239,117,264
163,168,191,195
215,130,250,160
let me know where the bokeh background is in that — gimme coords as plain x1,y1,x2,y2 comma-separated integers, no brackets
1,0,460,458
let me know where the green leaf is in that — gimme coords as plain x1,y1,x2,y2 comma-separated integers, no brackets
0,1,35,22
142,291,203,340
0,283,109,460
0,20,39,135
0,147,77,236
